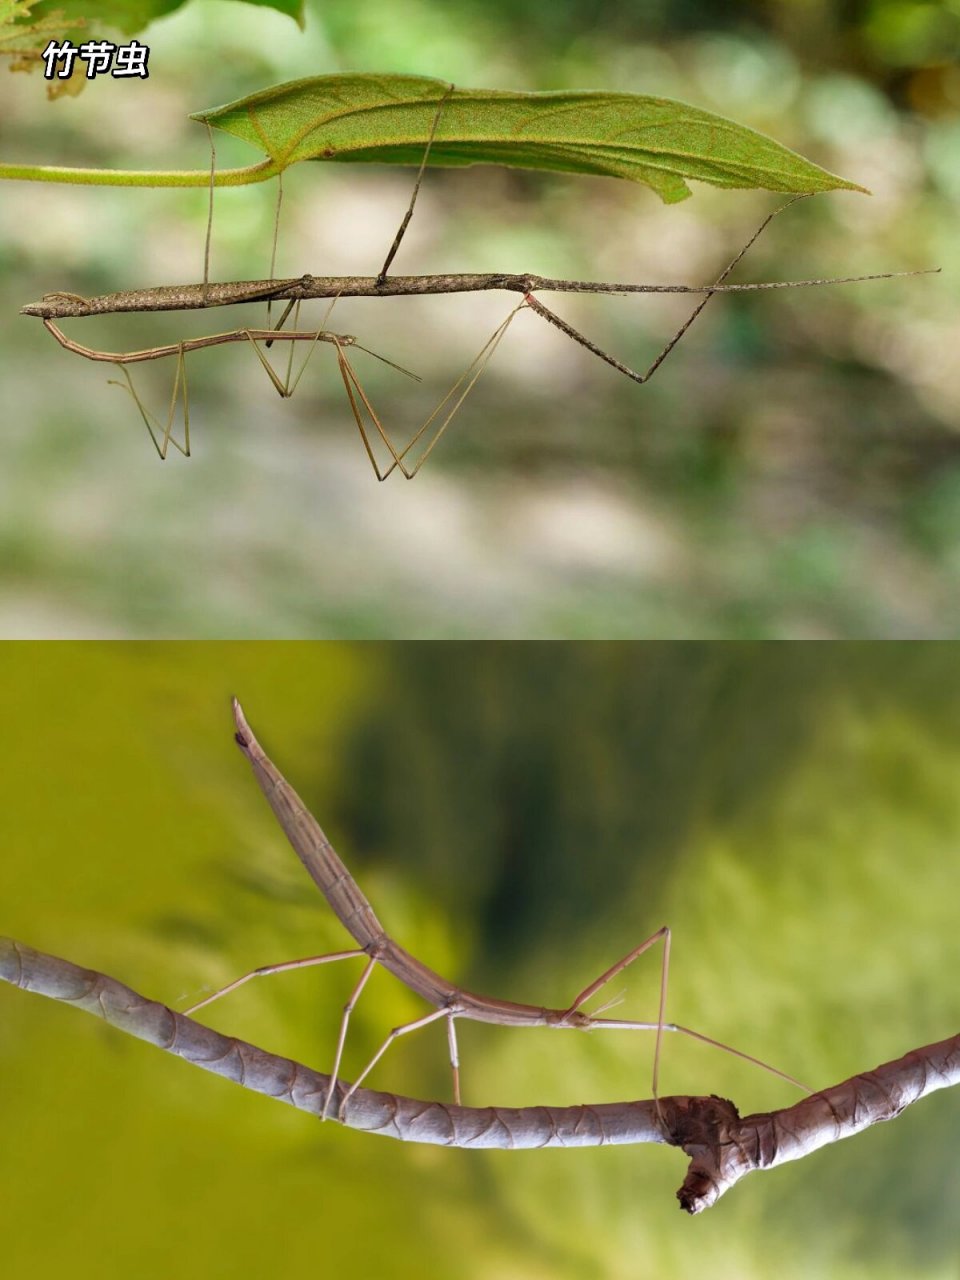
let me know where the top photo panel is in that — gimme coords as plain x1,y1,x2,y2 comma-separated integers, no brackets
1,0,955,637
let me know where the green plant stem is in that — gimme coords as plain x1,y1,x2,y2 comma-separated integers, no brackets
0,158,281,187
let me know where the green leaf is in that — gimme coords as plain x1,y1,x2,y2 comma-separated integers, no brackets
191,72,868,204
26,0,303,37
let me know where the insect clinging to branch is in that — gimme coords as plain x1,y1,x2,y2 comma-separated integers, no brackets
183,699,811,1122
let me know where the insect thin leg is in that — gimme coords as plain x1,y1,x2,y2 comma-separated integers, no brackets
376,82,454,286
262,282,297,355
322,955,378,1121
641,194,810,384
284,293,345,398
202,121,216,300
343,301,524,481
281,297,298,391
266,171,284,328
244,304,328,398
524,193,813,386
262,290,338,362
176,343,190,457
158,344,182,458
576,1012,811,1094
335,341,412,481
400,302,525,477
184,947,366,1015
107,341,190,460
338,1007,451,1119
671,1023,812,1093
447,1012,461,1105
561,925,671,1100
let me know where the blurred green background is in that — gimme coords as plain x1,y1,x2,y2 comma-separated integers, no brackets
2,642,960,1277
0,0,958,637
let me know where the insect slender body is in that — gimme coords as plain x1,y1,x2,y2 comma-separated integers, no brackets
212,700,809,1117
233,702,574,1027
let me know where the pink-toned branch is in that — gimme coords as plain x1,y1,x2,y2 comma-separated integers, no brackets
2,936,956,1213
667,1034,960,1211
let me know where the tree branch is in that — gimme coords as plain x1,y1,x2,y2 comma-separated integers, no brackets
2,936,956,1213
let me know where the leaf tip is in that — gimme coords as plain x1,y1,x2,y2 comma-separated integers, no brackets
819,170,871,197
832,175,871,196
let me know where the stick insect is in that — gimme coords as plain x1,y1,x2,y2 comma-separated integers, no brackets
7,936,960,1214
23,87,936,478
39,302,424,467
185,700,810,1122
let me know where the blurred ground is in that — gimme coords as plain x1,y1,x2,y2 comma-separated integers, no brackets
1,0,958,636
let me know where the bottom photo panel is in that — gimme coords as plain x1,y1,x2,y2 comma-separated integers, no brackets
2,642,958,1279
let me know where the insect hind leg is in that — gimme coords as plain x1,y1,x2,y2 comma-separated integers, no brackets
244,299,330,399
524,193,814,386
107,341,190,459
335,301,525,480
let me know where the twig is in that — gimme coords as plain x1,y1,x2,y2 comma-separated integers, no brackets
21,267,938,321
1,936,956,1213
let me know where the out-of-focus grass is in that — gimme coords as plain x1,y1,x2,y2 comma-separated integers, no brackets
1,0,958,636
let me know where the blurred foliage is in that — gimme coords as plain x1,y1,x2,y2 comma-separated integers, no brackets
2,643,960,1277
3,0,302,99
333,642,960,967
391,0,960,106
0,0,78,69
1,0,958,636
21,0,303,41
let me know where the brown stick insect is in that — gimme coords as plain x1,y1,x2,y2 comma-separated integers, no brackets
21,88,937,478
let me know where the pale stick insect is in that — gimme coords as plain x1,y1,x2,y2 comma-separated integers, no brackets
185,700,810,1122
5,935,958,1212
